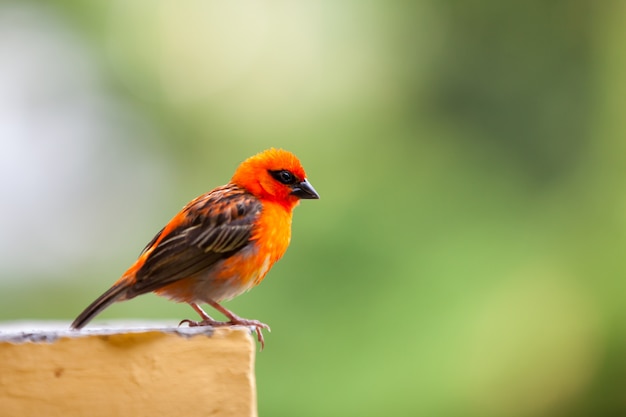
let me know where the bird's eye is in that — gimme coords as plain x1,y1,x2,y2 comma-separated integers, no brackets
269,169,297,185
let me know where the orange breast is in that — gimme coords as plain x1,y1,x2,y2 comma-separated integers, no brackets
251,201,293,268
155,200,294,303
214,200,293,287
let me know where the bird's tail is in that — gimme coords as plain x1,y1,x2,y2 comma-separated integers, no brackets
70,283,130,330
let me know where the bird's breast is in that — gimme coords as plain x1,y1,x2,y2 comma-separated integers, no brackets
161,201,294,304
251,201,293,263
198,244,271,301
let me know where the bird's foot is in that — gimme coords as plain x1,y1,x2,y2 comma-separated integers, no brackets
179,318,229,327
228,317,270,350
179,316,270,350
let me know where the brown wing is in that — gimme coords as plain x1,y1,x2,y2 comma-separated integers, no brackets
127,184,262,297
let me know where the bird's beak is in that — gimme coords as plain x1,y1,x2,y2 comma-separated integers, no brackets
291,179,320,199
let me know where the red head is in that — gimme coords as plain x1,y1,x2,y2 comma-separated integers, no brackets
231,148,319,209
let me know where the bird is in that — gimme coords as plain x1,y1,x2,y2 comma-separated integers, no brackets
70,148,319,349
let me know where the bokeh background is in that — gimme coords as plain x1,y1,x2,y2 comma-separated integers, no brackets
1,1,625,416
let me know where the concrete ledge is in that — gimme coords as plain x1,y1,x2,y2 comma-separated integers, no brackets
0,321,257,417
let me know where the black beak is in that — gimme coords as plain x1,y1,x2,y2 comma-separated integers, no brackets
291,179,320,199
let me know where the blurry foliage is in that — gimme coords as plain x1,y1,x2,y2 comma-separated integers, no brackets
1,1,625,416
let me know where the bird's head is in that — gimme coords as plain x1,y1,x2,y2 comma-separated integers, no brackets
231,148,319,209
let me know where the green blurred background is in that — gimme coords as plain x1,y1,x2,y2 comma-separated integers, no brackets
1,1,625,416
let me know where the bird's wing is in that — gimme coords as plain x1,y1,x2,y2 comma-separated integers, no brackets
128,184,262,296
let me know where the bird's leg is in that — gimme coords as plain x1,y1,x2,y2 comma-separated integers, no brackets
179,301,270,349
208,300,271,350
179,302,229,327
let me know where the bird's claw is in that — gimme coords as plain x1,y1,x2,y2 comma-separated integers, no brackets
179,318,228,327
229,319,270,350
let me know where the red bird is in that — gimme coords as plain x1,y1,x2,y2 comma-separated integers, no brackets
71,148,319,349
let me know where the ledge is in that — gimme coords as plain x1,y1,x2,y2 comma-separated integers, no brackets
0,321,257,417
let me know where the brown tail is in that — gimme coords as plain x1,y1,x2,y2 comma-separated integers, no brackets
70,283,130,330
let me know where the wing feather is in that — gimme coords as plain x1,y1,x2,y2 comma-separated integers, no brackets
128,184,262,296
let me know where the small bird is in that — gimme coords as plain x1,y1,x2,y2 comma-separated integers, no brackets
71,148,319,349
